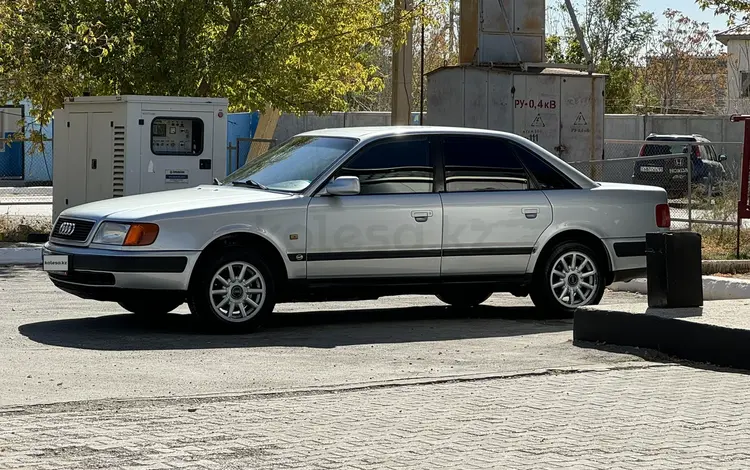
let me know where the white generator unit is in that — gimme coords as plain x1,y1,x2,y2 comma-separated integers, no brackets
52,95,228,220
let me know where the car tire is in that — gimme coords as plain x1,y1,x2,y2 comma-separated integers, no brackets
118,296,184,316
436,288,493,308
530,241,606,315
187,248,276,333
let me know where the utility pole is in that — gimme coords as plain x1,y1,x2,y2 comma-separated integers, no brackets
391,0,414,126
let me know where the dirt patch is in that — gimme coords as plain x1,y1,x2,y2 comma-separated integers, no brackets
0,215,52,243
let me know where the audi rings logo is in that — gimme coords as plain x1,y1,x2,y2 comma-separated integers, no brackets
58,222,76,236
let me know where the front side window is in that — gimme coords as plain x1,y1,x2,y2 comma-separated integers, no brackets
151,117,204,156
336,138,433,194
222,136,357,192
443,136,529,192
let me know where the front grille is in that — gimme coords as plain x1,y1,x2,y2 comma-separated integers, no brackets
52,218,96,242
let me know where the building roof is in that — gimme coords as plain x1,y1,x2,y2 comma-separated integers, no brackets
716,23,750,45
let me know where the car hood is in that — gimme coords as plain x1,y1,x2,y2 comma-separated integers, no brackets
60,185,298,221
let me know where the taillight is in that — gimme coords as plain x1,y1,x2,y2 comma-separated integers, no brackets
639,146,646,156
656,204,671,228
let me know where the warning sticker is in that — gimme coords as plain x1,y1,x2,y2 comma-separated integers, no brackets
165,169,189,184
531,114,545,128
574,112,588,126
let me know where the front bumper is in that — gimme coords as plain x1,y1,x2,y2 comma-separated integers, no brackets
43,242,201,301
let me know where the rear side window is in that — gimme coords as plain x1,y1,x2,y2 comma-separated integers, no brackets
442,136,530,192
510,143,577,190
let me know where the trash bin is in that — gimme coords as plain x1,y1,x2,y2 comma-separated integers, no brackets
646,231,703,308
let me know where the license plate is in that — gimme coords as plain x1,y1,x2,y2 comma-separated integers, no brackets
640,166,663,173
43,255,69,272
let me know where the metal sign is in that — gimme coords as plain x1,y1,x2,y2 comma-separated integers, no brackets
730,114,750,219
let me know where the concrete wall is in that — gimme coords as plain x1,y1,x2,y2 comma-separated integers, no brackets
271,111,421,144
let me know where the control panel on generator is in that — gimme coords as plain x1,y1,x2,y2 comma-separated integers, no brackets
52,95,228,220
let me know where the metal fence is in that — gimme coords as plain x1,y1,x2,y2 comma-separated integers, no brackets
227,138,277,174
570,140,745,246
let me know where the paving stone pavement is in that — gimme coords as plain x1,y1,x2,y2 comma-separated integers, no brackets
2,364,750,469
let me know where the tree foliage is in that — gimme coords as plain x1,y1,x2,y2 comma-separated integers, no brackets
0,0,421,125
546,0,656,113
696,0,750,24
639,9,725,113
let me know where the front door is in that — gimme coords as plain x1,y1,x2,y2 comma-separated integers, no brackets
306,136,443,279
438,134,553,276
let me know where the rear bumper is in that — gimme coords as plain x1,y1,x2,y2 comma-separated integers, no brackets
43,242,200,301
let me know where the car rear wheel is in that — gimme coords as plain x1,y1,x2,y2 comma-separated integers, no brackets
118,296,184,316
530,241,605,315
187,249,276,333
436,288,493,308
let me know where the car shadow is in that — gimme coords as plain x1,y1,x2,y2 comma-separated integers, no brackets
18,304,573,351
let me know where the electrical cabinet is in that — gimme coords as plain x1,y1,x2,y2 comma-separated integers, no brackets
52,95,228,220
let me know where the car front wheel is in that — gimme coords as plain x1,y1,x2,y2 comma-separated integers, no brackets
530,242,605,314
188,249,276,333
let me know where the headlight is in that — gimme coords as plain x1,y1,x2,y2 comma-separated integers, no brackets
93,222,159,246
93,222,130,245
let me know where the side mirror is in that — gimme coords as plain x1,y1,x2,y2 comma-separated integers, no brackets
719,154,728,162
325,176,360,196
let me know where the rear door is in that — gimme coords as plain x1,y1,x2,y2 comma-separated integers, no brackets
438,134,553,276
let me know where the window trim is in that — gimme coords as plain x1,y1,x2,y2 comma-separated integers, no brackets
150,117,205,156
312,135,438,197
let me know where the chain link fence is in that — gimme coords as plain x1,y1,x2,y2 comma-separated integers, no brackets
571,140,746,259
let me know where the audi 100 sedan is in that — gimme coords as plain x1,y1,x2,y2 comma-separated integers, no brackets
43,126,670,332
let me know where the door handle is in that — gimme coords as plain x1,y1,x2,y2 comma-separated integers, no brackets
411,210,433,222
522,208,539,219
91,159,97,170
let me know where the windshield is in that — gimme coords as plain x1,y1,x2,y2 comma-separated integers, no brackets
222,136,358,192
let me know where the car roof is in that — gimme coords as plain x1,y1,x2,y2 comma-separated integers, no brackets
298,125,526,140
646,133,709,142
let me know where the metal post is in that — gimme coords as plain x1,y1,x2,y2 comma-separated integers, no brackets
495,0,521,65
236,138,242,170
737,216,742,259
563,0,594,73
419,2,425,125
687,145,693,231
391,0,413,126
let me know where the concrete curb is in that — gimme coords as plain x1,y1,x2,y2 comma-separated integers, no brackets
610,276,750,301
574,307,750,371
0,245,43,265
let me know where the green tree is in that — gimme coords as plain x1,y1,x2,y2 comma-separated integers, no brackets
696,0,750,23
548,0,656,113
0,0,420,126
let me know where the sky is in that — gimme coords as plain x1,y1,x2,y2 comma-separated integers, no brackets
650,0,732,32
